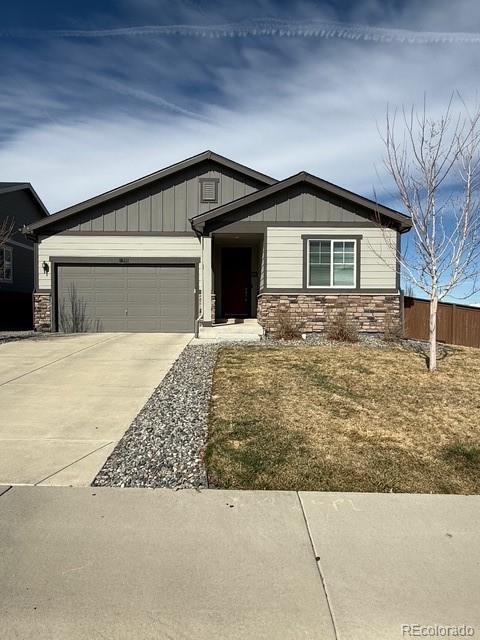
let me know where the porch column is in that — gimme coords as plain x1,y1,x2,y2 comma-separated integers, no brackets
202,235,213,324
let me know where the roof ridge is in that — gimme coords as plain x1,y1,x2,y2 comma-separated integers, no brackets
24,151,276,233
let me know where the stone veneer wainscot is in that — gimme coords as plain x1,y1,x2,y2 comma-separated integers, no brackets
257,293,401,333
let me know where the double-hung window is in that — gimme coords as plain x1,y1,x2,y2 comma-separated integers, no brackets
0,246,12,282
307,239,356,288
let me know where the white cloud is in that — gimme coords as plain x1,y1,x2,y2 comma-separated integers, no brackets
1,2,480,212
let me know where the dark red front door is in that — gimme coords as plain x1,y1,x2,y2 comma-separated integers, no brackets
221,248,251,317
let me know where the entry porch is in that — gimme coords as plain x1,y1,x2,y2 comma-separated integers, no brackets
201,233,264,325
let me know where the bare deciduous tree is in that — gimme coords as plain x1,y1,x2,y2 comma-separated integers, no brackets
380,96,480,372
0,217,14,248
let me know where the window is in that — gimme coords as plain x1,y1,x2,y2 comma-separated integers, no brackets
0,246,12,282
200,179,218,203
307,239,356,288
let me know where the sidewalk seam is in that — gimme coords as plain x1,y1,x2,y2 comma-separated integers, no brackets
297,492,340,640
34,440,115,486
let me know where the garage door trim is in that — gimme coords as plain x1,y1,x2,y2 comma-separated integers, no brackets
50,256,200,332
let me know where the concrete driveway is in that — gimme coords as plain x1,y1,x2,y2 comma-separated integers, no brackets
0,333,191,486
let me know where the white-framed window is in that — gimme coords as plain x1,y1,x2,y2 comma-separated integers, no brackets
0,246,13,282
307,239,356,288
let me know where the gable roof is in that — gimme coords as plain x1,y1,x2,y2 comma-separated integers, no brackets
191,171,412,233
0,182,49,217
24,150,277,234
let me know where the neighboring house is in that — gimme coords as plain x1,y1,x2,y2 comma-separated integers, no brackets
0,183,49,330
24,151,411,334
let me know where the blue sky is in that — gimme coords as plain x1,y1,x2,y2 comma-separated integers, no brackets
1,0,480,301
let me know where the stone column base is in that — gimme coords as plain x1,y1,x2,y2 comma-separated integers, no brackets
33,292,52,332
198,292,217,326
211,293,216,323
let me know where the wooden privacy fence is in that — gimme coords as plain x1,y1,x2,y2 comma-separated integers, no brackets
403,296,480,348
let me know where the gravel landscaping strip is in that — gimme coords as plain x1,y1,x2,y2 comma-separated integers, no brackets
262,332,391,349
303,332,391,348
0,331,83,345
93,343,219,489
265,331,459,352
0,331,43,344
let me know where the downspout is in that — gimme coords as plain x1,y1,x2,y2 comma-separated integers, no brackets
195,233,205,338
194,315,202,338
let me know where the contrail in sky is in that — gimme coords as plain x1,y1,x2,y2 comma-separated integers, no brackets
2,19,480,44
101,79,211,122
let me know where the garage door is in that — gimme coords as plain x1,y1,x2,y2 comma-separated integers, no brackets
56,264,195,333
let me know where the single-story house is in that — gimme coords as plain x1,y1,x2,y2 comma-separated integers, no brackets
0,182,49,330
24,151,411,334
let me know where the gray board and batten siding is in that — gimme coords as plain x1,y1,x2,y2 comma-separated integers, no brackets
45,162,267,235
192,172,412,233
200,183,402,234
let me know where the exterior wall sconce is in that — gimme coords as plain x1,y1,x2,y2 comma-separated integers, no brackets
42,261,49,275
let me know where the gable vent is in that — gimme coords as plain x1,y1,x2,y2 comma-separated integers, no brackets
200,179,218,203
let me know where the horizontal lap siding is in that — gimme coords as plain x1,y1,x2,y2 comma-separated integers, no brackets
266,227,397,289
0,244,34,293
38,235,201,290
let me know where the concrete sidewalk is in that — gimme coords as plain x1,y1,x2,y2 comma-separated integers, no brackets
0,487,479,639
0,333,191,486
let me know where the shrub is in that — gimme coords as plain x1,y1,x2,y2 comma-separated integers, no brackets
273,309,303,340
383,311,403,343
325,309,359,343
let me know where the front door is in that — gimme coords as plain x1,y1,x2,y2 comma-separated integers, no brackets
221,247,251,317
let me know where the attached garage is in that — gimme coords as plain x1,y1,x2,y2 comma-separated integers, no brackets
54,259,198,333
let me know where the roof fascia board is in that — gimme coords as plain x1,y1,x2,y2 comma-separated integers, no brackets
192,172,412,231
0,183,30,195
207,151,277,186
303,172,410,228
25,151,276,234
0,183,49,217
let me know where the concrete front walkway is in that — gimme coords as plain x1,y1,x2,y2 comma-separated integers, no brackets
0,333,191,486
0,487,479,639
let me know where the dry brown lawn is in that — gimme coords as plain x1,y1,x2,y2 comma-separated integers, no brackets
206,343,480,493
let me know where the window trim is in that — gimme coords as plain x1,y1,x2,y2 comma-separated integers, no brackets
302,235,362,291
308,239,356,289
199,177,220,203
0,245,13,283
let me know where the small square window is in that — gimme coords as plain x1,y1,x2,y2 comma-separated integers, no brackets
200,179,218,203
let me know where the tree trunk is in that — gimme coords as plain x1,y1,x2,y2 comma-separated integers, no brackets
429,295,438,372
